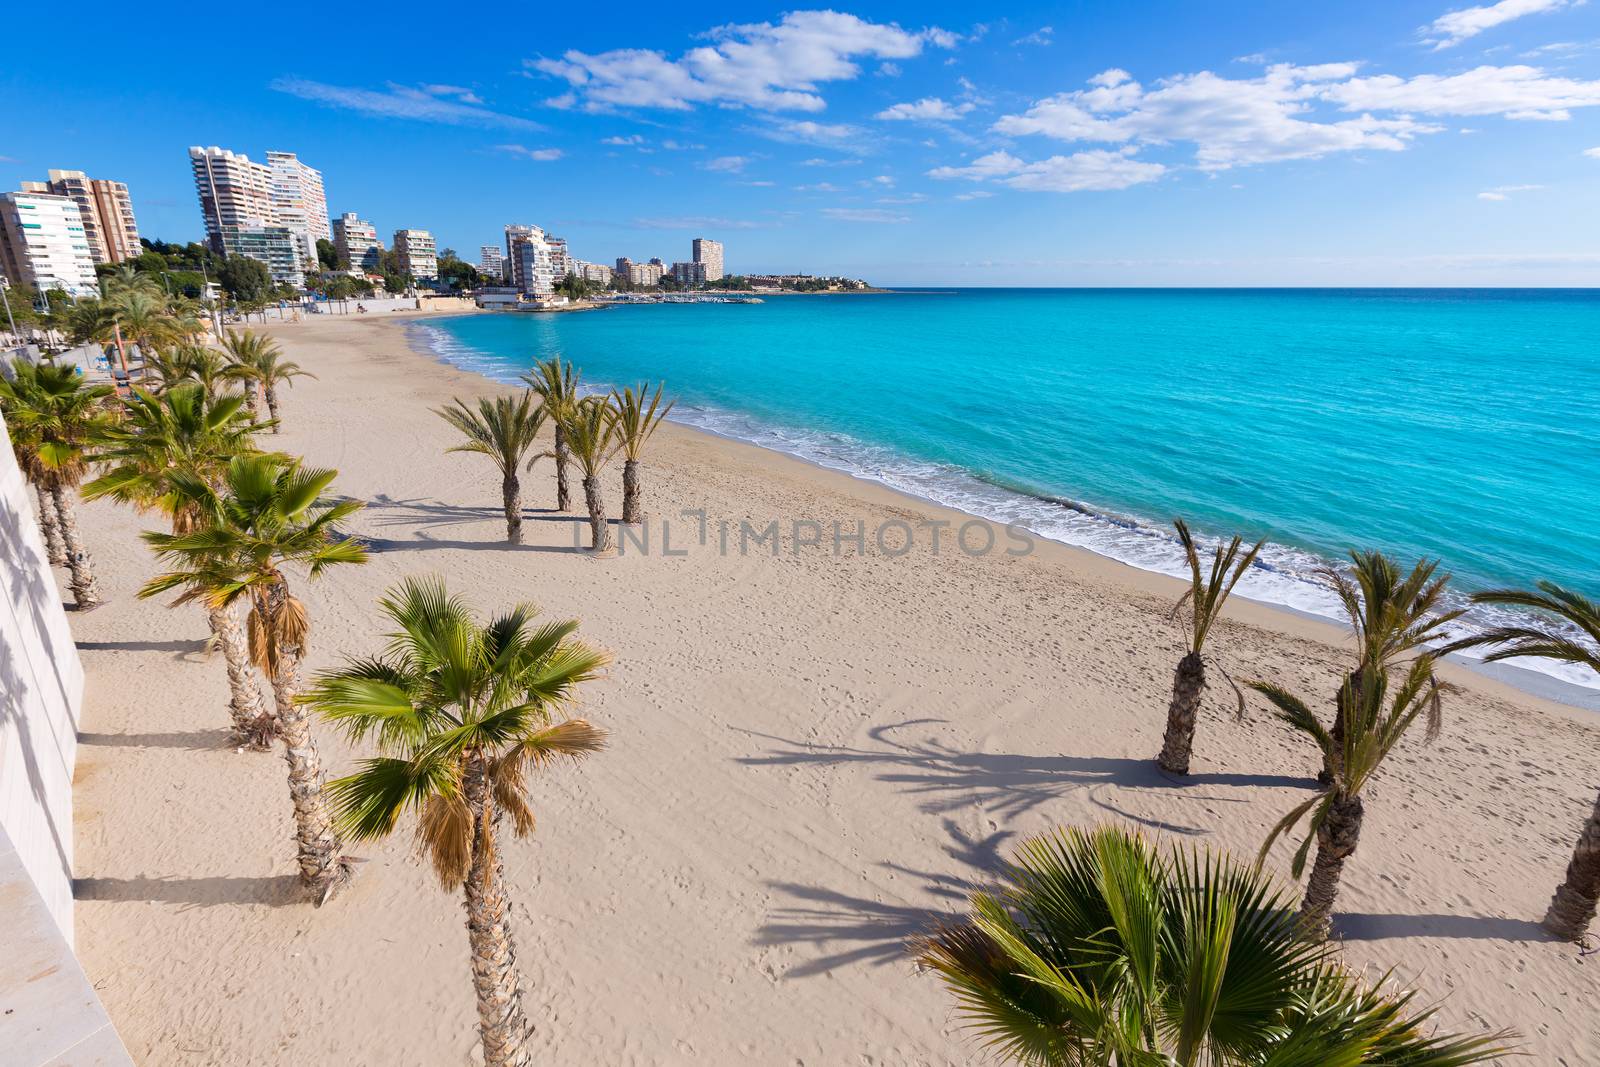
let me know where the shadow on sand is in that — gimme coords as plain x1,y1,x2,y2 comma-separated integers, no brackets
1334,912,1552,943
74,873,304,909
78,728,237,751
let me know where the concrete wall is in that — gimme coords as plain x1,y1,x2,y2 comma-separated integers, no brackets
0,407,85,942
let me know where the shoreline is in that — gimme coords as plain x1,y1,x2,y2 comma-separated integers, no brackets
68,310,1600,1064
405,311,1599,715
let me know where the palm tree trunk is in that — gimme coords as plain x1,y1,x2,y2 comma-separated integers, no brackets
1156,651,1205,775
1543,787,1600,941
265,383,281,432
50,486,101,608
263,586,346,900
1322,668,1362,786
208,603,275,748
553,424,571,511
582,474,611,552
622,458,642,525
463,759,534,1067
240,382,260,418
1298,792,1364,941
34,483,66,565
501,470,523,543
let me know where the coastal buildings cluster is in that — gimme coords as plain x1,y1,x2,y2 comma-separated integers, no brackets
1,144,883,308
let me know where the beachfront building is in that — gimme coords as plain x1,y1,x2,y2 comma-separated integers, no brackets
0,190,100,295
579,261,612,286
692,237,724,281
393,229,437,281
222,226,305,288
189,145,316,286
479,244,504,282
333,212,381,271
671,261,706,286
614,256,633,279
505,224,555,297
266,151,331,268
546,235,569,281
20,170,139,264
628,261,664,287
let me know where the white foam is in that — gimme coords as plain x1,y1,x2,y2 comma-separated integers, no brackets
410,322,1600,698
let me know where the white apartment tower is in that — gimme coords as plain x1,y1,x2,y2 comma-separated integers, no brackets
479,244,505,282
505,224,554,297
393,229,438,281
692,237,724,281
0,191,101,296
22,170,140,264
189,145,307,286
266,151,331,267
334,212,382,271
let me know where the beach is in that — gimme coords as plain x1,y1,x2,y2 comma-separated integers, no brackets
69,311,1599,1064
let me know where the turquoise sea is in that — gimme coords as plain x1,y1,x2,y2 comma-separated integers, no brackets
412,289,1599,698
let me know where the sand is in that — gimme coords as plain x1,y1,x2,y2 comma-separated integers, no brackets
65,311,1599,1065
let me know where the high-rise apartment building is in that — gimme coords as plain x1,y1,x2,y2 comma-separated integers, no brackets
505,225,554,297
333,212,382,271
692,237,724,281
189,146,274,250
21,170,140,264
578,261,612,286
393,229,437,281
266,151,331,267
628,261,664,287
671,261,706,286
479,245,505,282
546,235,569,281
0,190,101,295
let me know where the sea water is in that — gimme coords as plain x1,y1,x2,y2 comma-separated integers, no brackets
412,289,1599,700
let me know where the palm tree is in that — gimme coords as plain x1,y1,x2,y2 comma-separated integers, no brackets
609,383,674,525
141,455,368,897
1453,583,1600,941
86,384,276,745
560,397,620,552
172,343,233,398
1156,519,1263,775
436,392,547,543
1319,552,1462,780
1250,657,1448,940
219,329,275,418
308,577,607,1067
521,358,579,511
914,824,1510,1065
110,289,182,375
66,298,129,378
0,359,111,607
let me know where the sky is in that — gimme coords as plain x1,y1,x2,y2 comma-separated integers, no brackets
5,1,1600,286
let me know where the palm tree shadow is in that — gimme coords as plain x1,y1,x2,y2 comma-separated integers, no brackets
756,819,1012,977
73,873,303,909
737,719,1316,824
363,535,588,555
77,638,208,655
1334,912,1553,943
364,494,581,530
78,728,235,751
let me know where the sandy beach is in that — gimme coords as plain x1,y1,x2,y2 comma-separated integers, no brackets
66,311,1598,1065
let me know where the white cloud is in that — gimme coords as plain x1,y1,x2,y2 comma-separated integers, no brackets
532,11,957,113
703,155,750,172
272,79,543,129
421,84,483,105
661,139,706,150
1478,182,1545,198
876,194,928,203
1012,26,1054,47
872,174,894,185
993,64,1437,171
954,190,995,200
876,96,976,122
496,144,564,161
753,118,866,147
633,216,760,229
1422,0,1574,50
800,156,861,166
822,207,911,223
929,148,1166,192
1324,65,1600,120
601,134,646,146
796,181,843,192
1585,145,1600,157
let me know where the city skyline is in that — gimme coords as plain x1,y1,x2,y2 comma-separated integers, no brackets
6,2,1600,285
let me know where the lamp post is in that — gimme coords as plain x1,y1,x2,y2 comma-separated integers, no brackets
1,283,16,340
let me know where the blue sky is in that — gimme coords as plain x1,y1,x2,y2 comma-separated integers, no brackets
6,1,1600,285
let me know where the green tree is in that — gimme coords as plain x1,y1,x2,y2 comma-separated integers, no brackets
1452,583,1600,941
436,392,548,543
316,238,345,272
307,577,607,1067
141,454,368,898
521,358,580,511
85,384,276,744
219,256,273,303
609,383,673,525
0,360,112,607
221,329,311,427
916,824,1511,1066
1156,519,1263,775
1250,656,1448,940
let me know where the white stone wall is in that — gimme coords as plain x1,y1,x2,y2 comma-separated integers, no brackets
0,406,85,943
